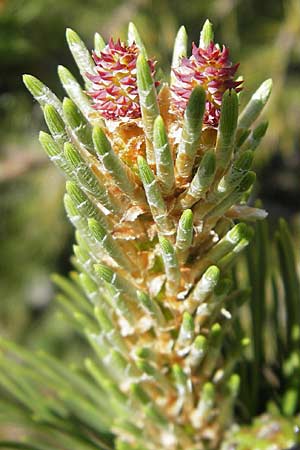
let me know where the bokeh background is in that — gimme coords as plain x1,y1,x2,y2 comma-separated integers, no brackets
1,0,300,355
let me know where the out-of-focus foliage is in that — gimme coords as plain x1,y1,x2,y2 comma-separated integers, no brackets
233,218,300,419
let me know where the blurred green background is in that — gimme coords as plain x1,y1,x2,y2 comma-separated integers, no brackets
0,0,300,351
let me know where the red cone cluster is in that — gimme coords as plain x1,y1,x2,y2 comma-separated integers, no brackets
171,42,242,127
87,39,156,120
